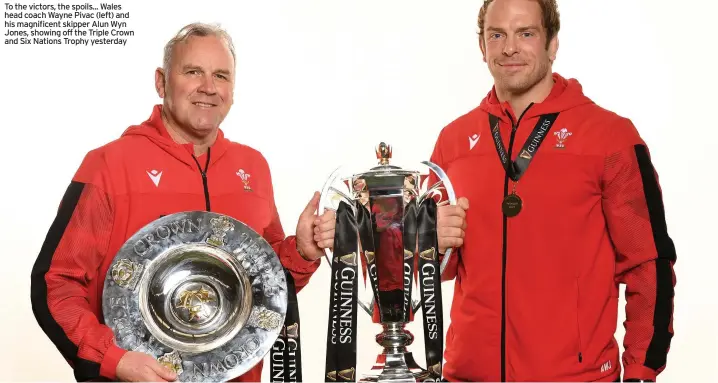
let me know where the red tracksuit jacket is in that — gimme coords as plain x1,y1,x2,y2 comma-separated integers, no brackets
30,104,320,382
431,73,676,382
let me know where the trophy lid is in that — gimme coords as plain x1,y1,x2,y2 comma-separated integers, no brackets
351,142,419,180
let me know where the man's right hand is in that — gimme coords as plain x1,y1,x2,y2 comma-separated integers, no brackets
437,197,469,254
116,351,178,382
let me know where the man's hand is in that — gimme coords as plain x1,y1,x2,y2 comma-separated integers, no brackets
296,191,335,261
438,197,469,254
116,351,177,382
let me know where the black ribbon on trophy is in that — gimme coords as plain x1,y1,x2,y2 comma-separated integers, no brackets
271,270,303,382
402,200,417,324
324,200,360,382
357,199,382,322
416,197,443,380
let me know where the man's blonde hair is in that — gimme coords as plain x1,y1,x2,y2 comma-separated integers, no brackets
162,22,236,73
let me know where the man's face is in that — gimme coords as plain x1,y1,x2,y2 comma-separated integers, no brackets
480,0,557,94
156,35,234,138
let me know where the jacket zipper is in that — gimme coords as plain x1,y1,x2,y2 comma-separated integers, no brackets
501,103,533,383
576,278,583,363
192,147,212,211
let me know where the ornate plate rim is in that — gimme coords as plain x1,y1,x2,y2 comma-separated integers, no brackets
101,211,288,382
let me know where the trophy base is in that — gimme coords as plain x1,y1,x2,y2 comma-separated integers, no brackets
360,352,434,383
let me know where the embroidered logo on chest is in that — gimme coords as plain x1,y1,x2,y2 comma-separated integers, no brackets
146,169,163,187
468,133,480,150
553,128,572,149
236,169,252,192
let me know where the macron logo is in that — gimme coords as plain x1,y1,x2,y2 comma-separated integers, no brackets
147,169,163,187
469,133,480,150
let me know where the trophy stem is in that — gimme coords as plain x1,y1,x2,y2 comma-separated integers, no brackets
360,322,422,383
376,322,412,355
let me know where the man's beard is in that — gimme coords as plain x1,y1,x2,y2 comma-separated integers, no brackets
493,58,551,95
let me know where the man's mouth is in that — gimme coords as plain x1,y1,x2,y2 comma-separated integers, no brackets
193,101,217,108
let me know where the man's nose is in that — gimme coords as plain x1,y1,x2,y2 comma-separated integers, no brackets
502,35,518,56
198,74,217,94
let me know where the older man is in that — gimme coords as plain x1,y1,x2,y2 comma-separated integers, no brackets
30,22,335,382
433,0,676,382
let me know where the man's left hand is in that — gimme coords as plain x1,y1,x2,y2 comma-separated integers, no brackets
296,191,335,261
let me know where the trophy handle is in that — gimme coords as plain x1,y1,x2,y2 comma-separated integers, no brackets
318,165,355,264
417,160,457,277
318,166,373,317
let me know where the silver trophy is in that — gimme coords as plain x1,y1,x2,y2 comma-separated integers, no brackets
102,211,291,382
319,142,456,382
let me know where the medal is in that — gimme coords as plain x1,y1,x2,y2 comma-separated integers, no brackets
502,181,522,217
502,193,522,217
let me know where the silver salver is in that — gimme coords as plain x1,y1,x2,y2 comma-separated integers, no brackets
102,211,287,382
319,142,456,382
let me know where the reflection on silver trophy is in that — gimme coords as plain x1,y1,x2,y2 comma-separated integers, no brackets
319,142,456,382
102,211,295,382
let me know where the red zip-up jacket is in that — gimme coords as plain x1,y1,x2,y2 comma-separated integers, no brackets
431,73,676,382
30,104,320,382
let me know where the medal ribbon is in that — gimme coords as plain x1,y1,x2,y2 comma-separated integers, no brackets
488,112,560,181
324,201,359,382
270,270,302,382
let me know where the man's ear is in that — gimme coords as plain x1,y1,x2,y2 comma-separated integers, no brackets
548,35,559,62
479,35,487,62
155,67,166,98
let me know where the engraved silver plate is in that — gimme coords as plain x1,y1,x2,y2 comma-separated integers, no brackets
102,211,287,382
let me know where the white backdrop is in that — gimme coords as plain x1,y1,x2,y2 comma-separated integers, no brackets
1,0,716,382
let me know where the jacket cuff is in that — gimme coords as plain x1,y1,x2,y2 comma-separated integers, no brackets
100,343,127,380
624,364,657,382
280,235,321,274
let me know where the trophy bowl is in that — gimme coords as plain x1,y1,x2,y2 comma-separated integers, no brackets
318,142,456,382
102,211,288,382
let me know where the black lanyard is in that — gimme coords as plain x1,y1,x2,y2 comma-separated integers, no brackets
489,112,559,182
489,111,559,217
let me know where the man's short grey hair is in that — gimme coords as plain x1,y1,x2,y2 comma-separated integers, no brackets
162,22,236,73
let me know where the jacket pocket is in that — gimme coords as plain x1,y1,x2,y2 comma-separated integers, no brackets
575,277,583,363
